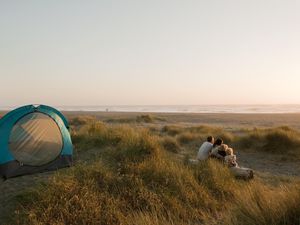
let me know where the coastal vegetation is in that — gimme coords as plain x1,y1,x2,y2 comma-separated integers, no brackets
3,116,300,225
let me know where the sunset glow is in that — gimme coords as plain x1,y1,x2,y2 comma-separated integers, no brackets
1,1,299,106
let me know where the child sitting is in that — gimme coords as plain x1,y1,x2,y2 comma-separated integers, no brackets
224,147,254,179
224,147,238,167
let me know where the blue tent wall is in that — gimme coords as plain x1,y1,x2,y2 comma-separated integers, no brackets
0,105,73,178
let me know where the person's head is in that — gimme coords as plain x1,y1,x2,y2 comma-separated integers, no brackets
226,147,233,156
213,138,223,147
219,144,228,152
207,136,214,143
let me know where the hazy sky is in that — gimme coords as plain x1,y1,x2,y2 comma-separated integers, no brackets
1,0,300,106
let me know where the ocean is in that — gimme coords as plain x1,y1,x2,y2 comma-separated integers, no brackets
1,105,300,113
39,105,300,113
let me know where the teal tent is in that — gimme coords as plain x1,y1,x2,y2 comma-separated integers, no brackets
0,105,73,179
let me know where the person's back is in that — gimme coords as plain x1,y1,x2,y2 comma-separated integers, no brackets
197,136,214,160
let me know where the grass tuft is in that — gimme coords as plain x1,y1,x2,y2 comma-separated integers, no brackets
161,136,181,153
69,116,96,126
161,125,183,136
106,114,166,124
237,126,300,156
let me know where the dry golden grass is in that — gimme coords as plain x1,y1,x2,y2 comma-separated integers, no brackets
160,136,181,153
162,125,234,142
237,126,300,158
161,125,184,136
105,114,166,124
7,119,300,225
223,183,300,225
69,115,96,127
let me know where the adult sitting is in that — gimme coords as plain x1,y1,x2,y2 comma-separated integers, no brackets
197,136,214,161
210,138,225,160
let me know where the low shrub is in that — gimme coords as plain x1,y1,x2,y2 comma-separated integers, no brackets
69,116,96,126
136,114,166,123
106,115,166,124
161,136,181,153
161,125,234,147
188,126,235,144
237,126,300,155
108,130,161,164
177,132,202,145
161,125,184,136
105,117,136,123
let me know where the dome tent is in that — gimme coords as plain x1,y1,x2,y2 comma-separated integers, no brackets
0,105,73,179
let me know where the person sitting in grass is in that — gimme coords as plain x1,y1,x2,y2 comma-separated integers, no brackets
224,147,238,167
210,138,226,160
197,136,214,161
224,147,254,179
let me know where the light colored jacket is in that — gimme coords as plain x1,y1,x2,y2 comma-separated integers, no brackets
197,141,213,160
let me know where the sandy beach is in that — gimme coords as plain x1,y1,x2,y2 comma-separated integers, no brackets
60,111,300,129
2,111,300,129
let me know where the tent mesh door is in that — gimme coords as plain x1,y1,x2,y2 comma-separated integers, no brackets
9,112,63,166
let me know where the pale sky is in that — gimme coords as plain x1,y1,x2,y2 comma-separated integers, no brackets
0,0,300,106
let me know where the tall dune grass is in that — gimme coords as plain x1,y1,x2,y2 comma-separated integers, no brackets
161,125,234,148
69,115,96,127
237,126,300,157
10,120,300,225
222,182,300,225
105,114,166,124
160,136,181,153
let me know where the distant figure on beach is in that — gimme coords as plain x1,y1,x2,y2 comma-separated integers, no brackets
197,136,214,160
